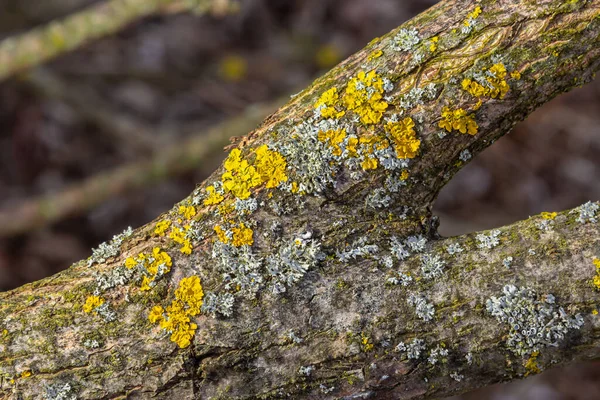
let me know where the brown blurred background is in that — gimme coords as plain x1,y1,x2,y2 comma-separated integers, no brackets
0,0,598,398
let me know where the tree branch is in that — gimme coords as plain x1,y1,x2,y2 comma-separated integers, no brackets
1,0,600,399
0,0,176,81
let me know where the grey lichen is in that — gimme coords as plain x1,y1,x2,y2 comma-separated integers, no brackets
420,253,445,279
446,242,464,255
427,344,449,365
476,229,502,249
87,226,133,267
395,338,426,359
576,201,599,223
201,291,235,317
391,28,420,52
337,237,379,262
486,285,584,356
44,382,77,400
408,293,435,321
266,236,322,295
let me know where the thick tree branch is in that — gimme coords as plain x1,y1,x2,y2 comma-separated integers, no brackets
1,0,600,399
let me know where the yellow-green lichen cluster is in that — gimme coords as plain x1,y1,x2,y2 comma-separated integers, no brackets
439,107,478,135
148,275,204,348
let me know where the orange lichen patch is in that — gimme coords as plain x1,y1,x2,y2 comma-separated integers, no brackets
154,220,172,237
385,117,421,159
83,295,104,314
148,275,204,348
222,148,262,200
541,212,557,220
439,106,478,135
343,70,388,124
462,63,510,99
204,185,224,206
318,128,347,156
254,145,288,188
593,258,600,290
314,87,345,119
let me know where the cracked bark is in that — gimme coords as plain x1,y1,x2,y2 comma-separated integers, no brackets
2,0,600,399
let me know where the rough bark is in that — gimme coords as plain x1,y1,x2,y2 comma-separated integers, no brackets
2,0,600,399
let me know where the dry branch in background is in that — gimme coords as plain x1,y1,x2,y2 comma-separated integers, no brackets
0,98,282,238
1,0,600,399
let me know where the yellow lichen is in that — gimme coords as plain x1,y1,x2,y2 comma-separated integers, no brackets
343,70,388,124
462,63,510,99
254,145,288,188
83,295,104,314
361,334,374,352
367,50,383,61
429,36,439,52
149,276,204,348
439,106,478,135
204,185,224,206
222,149,261,200
541,211,557,220
154,220,171,237
128,247,172,290
593,258,600,290
20,370,31,379
148,305,164,323
400,170,409,180
214,225,230,244
314,87,345,119
524,351,541,376
178,205,196,220
464,6,482,28
318,128,347,156
361,156,378,171
511,70,521,80
169,226,193,255
385,117,421,159
231,222,254,247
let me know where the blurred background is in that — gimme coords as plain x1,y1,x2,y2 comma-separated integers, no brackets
0,0,598,398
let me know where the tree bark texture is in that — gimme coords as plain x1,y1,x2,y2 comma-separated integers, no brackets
2,0,600,399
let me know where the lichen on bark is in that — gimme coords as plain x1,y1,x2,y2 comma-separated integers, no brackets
2,0,600,399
